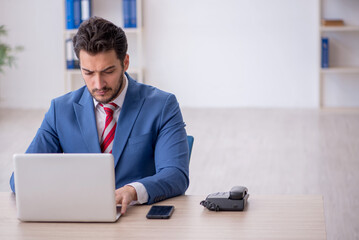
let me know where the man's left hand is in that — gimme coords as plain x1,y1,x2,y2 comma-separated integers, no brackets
115,185,138,214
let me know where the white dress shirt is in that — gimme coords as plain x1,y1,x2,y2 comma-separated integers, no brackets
93,75,148,204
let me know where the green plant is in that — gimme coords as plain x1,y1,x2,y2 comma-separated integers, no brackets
0,25,23,73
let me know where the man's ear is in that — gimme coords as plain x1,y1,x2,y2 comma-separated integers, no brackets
124,54,129,71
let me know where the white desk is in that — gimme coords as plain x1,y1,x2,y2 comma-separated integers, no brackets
0,193,326,239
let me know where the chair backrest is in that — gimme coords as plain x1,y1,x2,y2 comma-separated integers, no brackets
187,135,194,161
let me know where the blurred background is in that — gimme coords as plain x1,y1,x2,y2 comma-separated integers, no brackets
1,0,358,109
1,0,359,239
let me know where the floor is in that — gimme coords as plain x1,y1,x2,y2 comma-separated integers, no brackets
1,107,359,239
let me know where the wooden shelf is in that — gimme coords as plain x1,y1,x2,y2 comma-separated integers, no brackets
123,27,142,34
64,29,78,35
64,27,142,36
65,68,142,77
321,67,359,74
66,69,81,74
320,25,359,32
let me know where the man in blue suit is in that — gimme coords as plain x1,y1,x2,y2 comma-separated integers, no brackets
9,17,189,214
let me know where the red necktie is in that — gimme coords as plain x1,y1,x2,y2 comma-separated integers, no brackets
100,103,118,153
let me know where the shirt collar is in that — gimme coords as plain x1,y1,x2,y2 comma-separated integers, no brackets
93,74,129,109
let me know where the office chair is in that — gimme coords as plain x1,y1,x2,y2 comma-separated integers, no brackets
187,135,194,161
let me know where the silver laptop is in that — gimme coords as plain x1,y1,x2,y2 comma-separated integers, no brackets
13,153,121,222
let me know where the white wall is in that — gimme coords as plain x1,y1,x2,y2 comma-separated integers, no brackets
1,0,322,109
0,0,64,109
143,0,320,108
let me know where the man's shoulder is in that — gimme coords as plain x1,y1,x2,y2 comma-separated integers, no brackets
52,86,88,105
131,79,174,101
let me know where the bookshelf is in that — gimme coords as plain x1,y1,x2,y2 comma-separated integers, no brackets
320,26,359,32
320,0,359,108
63,0,143,93
321,67,359,74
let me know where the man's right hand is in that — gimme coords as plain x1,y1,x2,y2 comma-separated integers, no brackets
115,185,138,214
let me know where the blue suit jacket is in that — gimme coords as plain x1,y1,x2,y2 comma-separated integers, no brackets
10,74,189,204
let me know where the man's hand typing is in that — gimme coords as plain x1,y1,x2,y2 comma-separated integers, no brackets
115,185,138,214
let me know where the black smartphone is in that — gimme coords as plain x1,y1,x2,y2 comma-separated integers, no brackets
146,205,175,219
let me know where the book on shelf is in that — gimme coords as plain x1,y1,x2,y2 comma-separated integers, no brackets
81,0,91,22
66,39,80,69
130,0,137,28
123,0,130,28
123,0,137,28
66,0,75,29
321,19,345,27
73,50,80,69
66,0,91,29
321,38,329,68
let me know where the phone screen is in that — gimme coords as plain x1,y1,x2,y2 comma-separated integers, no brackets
146,205,174,219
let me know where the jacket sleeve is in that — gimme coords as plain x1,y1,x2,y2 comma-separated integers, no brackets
9,100,63,193
137,94,190,204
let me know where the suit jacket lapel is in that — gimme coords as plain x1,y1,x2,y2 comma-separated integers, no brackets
112,76,145,167
73,88,102,153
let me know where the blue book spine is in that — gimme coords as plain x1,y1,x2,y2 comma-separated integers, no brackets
321,37,329,68
123,0,131,28
73,0,82,28
130,0,137,28
66,0,75,29
66,39,74,69
81,0,91,22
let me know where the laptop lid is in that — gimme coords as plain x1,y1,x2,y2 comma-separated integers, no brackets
14,153,120,222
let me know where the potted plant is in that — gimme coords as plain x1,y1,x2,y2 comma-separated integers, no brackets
0,25,23,73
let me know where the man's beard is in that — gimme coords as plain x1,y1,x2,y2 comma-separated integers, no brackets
90,72,124,104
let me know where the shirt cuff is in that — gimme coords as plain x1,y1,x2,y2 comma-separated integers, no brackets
127,182,149,205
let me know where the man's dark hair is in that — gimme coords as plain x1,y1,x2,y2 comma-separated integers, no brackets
73,16,128,63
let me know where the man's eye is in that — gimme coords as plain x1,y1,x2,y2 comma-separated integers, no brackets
84,72,93,75
104,71,114,74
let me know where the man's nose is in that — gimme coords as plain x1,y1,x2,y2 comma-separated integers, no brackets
93,74,106,89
